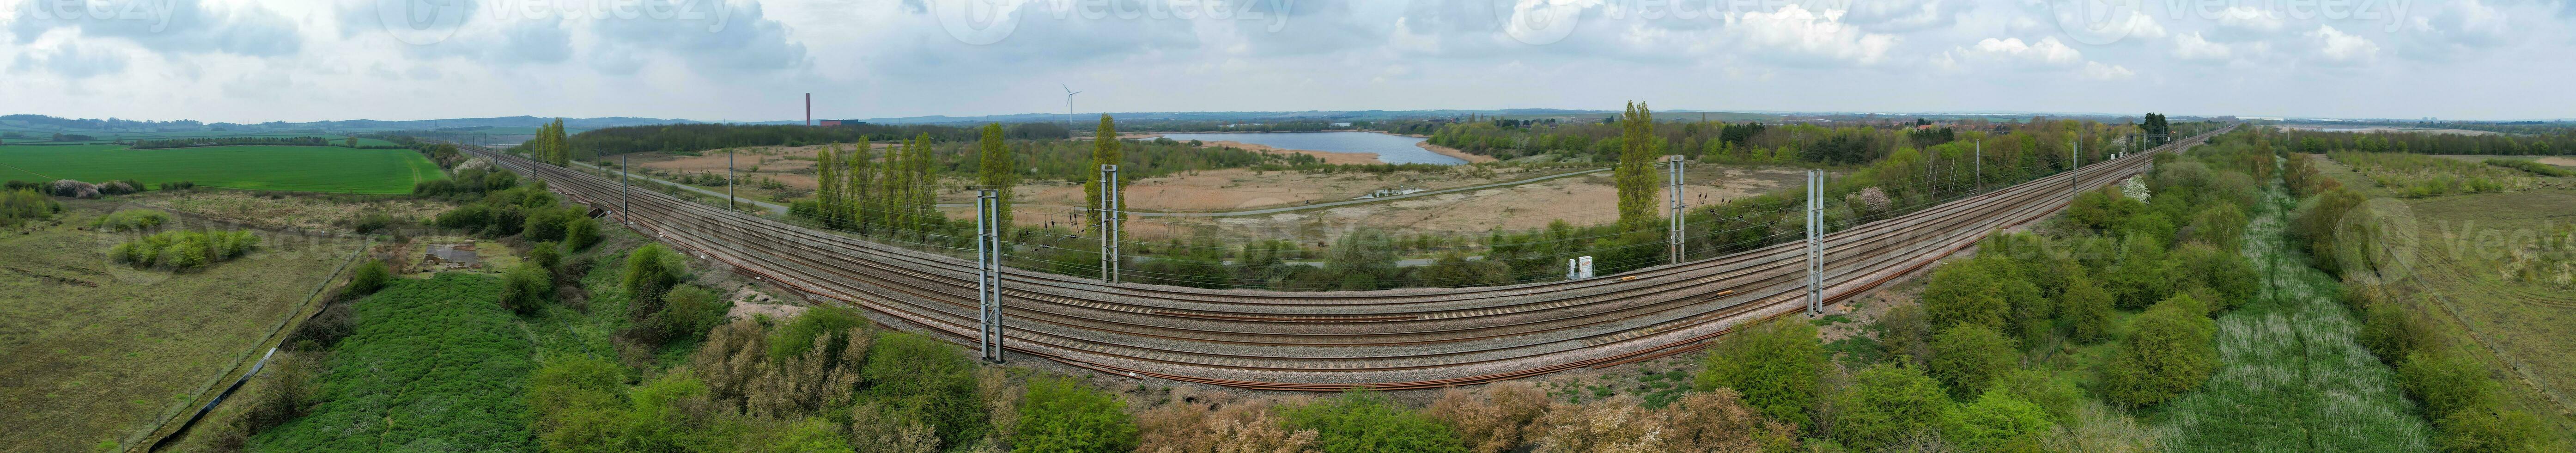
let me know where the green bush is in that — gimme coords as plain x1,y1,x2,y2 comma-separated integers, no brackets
109,230,258,270
1928,324,2018,398
2106,233,2175,309
1829,362,1953,452
2434,407,2563,453
2357,300,2430,365
622,244,687,302
343,260,393,300
2170,243,2257,312
1283,391,1469,453
0,189,61,226
523,207,585,243
1696,317,1825,427
527,242,563,272
1013,377,1139,453
657,284,729,340
768,309,864,361
2399,348,2503,420
1945,389,2054,453
565,216,602,251
1922,258,2012,333
2100,294,2217,406
499,263,552,315
861,332,989,450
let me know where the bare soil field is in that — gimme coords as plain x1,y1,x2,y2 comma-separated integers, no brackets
2273,124,2505,136
0,202,364,452
1188,165,1806,239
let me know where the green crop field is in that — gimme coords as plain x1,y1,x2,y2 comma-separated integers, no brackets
0,144,443,194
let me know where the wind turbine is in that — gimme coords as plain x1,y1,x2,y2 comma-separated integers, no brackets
1062,84,1083,125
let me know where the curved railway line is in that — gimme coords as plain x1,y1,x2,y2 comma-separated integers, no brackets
456,126,2229,391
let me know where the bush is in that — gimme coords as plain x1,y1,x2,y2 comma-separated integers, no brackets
1,189,61,226
622,244,687,302
862,332,990,450
286,303,357,350
1426,382,1549,453
1828,362,1953,452
1946,389,2054,453
2434,407,2563,453
1012,376,1139,453
2100,295,2217,406
526,242,562,271
498,263,552,315
160,181,196,191
2398,348,2503,421
1929,324,2019,398
1922,257,2035,334
109,230,257,270
768,308,864,361
565,215,601,251
522,207,585,243
1696,317,1824,428
343,260,393,300
1283,391,1468,453
657,284,729,339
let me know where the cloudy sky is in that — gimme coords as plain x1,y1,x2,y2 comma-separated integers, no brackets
5,0,2573,123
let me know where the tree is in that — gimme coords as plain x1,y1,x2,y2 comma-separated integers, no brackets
1013,377,1139,453
1829,362,1953,452
342,260,393,300
1929,324,2019,398
2062,272,2115,343
862,332,990,449
846,142,879,232
977,122,1017,231
1615,102,1659,230
1084,115,1123,235
2435,407,2562,453
1695,317,1825,428
1922,258,2013,333
2101,294,2216,406
813,145,844,228
622,244,687,305
344,136,358,148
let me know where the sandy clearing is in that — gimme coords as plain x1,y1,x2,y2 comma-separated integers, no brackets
2537,157,2576,167
1417,141,1499,163
1142,165,1809,241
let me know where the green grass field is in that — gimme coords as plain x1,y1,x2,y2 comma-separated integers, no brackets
0,204,362,452
0,144,443,194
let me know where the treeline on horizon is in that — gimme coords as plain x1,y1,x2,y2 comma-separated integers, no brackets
2277,128,2576,156
1391,116,2224,165
558,122,1073,157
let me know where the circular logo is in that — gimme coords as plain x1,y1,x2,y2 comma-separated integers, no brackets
933,0,1027,46
375,0,472,46
2046,0,2147,46
2336,197,2421,286
1488,0,1588,46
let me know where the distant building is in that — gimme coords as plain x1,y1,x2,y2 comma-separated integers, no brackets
818,119,866,127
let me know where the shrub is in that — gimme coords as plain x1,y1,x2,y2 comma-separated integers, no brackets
565,215,601,251
342,260,393,300
1,189,61,226
109,230,256,270
2170,243,2257,312
1991,369,2084,422
1695,317,1825,427
768,309,865,362
1946,389,2054,453
1875,304,1934,366
657,284,729,340
1284,391,1468,453
2435,407,2563,453
159,181,195,191
526,242,563,271
2107,233,2176,309
1013,377,1139,453
1929,324,2019,398
522,207,584,243
2100,295,2217,406
2187,204,2249,251
50,179,99,198
2357,300,2430,365
2398,348,2503,420
1425,382,1548,453
622,244,686,302
498,263,552,315
1922,258,2011,333
1828,362,1953,452
287,303,357,350
863,332,990,450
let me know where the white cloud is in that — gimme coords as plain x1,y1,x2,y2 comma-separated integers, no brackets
1960,37,2084,67
2080,61,2134,80
2173,32,2232,61
2217,6,2284,32
1722,5,1898,66
2309,25,2380,65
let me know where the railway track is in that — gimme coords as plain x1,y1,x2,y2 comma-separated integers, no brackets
455,126,2228,390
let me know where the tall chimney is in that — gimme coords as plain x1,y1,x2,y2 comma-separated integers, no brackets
805,93,813,126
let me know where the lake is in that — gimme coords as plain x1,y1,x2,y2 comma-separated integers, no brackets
1156,131,1467,165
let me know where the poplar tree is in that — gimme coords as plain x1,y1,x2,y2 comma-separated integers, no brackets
1616,102,1659,230
977,123,1017,231
881,140,908,234
847,142,877,233
911,133,937,232
1083,115,1122,232
814,145,843,229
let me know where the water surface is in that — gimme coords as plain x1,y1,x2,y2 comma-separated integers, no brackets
1157,131,1466,165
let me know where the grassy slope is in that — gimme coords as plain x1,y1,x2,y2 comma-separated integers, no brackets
0,144,443,194
0,205,360,452
251,274,538,451
2151,174,2433,451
